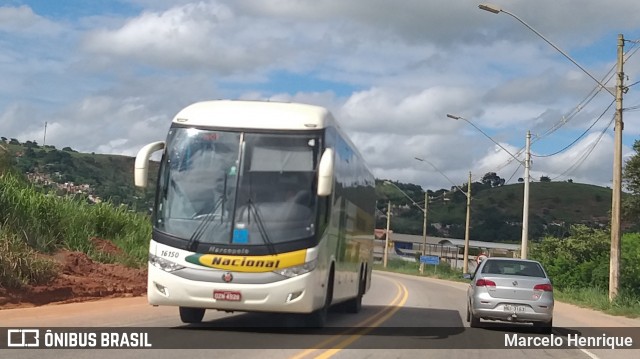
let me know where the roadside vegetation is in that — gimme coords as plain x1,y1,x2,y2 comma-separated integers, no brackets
530,226,640,317
374,258,467,283
0,149,151,289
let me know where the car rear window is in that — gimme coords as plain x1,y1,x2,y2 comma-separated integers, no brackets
481,260,545,277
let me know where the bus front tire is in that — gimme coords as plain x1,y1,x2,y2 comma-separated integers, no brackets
305,268,334,327
304,304,329,328
179,307,205,323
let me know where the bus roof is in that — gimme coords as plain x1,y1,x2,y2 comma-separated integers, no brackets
172,100,337,130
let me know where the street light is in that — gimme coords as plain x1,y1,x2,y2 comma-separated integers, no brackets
447,114,531,260
479,2,625,302
383,181,428,273
478,3,615,98
415,157,472,273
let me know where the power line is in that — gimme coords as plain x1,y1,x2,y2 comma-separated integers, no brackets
504,162,523,184
522,42,639,156
553,113,615,179
551,114,615,181
532,99,615,158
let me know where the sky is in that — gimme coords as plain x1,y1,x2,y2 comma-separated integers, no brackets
2,0,640,192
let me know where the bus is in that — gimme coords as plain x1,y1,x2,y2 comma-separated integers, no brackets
134,100,376,327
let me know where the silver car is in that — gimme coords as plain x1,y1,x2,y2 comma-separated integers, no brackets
465,258,554,333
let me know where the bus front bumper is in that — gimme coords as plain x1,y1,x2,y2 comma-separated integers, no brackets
147,264,323,314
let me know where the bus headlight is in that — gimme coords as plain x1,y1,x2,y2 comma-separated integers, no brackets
274,259,317,278
149,254,185,272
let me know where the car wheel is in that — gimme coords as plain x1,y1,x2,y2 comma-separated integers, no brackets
466,304,471,323
533,318,553,334
469,309,481,328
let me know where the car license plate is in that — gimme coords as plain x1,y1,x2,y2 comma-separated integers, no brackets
213,290,241,301
504,304,526,312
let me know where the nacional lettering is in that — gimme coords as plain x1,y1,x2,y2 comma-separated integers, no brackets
211,256,281,269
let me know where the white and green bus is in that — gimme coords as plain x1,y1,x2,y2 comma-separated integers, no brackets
134,100,376,327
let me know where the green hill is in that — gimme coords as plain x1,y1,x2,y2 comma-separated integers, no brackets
376,180,628,243
3,141,157,212
1,138,627,243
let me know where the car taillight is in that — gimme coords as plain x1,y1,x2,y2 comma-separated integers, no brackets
476,279,496,287
534,283,553,292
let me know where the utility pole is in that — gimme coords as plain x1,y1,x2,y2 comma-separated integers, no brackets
610,34,624,302
43,122,48,147
384,201,391,268
419,192,428,274
463,171,472,274
521,130,531,259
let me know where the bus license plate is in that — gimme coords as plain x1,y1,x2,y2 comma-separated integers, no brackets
504,304,526,312
214,290,241,301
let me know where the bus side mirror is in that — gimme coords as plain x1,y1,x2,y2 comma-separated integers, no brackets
317,148,334,197
134,141,165,188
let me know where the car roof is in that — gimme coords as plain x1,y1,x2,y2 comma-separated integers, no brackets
483,257,542,264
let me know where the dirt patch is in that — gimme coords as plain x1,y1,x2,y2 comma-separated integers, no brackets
89,236,125,257
0,248,147,310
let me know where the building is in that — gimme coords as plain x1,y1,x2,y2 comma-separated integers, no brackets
374,230,520,272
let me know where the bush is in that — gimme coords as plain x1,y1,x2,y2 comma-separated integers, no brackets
530,226,640,297
0,228,59,289
530,225,609,289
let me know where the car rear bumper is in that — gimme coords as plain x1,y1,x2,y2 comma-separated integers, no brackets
473,307,553,323
470,292,554,323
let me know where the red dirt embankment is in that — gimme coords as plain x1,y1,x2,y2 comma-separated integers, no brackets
0,237,147,309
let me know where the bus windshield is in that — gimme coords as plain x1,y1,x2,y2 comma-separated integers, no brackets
155,127,320,249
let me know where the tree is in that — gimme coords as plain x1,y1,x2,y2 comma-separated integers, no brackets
9,138,20,145
25,140,39,148
623,139,640,219
540,176,551,182
481,172,505,187
1,137,7,142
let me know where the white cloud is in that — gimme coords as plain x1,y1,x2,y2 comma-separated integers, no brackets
0,5,64,36
1,0,639,193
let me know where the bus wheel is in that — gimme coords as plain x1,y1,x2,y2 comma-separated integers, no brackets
304,303,328,328
345,267,365,313
305,269,334,327
179,307,205,323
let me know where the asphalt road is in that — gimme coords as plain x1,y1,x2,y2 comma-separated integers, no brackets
1,270,639,359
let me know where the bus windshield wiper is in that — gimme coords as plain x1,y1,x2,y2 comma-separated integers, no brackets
186,197,225,252
244,198,276,255
186,174,228,252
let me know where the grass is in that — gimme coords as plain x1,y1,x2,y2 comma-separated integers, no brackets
374,258,468,283
376,259,640,318
554,287,640,318
0,171,151,288
0,227,59,289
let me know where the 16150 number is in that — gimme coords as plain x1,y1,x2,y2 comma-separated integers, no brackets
160,250,179,258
